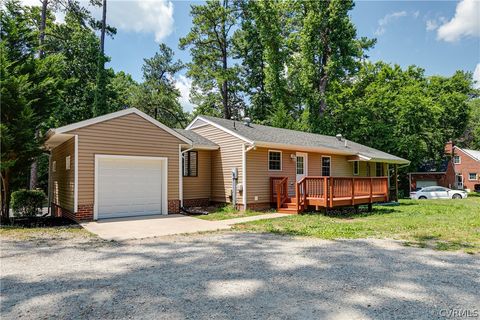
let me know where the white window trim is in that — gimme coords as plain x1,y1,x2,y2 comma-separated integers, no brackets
268,150,283,171
468,173,478,181
453,155,461,164
321,156,331,177
52,160,57,173
65,155,71,170
94,154,168,220
353,161,359,176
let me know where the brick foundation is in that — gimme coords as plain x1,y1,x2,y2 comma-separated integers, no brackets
76,204,94,221
168,199,180,214
183,198,210,207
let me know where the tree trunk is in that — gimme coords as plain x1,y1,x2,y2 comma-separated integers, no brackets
221,0,229,119
1,171,11,222
30,0,49,190
100,0,107,55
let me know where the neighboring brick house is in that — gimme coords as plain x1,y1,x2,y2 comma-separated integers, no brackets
409,142,480,191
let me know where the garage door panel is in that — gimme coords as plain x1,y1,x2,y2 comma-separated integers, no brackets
96,157,165,219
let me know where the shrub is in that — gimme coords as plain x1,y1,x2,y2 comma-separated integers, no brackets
10,189,46,217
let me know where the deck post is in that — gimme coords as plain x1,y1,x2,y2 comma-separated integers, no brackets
329,177,334,208
394,164,399,202
323,177,328,208
295,181,299,212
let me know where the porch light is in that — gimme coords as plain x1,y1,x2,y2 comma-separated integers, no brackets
290,154,296,160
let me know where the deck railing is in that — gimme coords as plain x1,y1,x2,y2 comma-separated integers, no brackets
272,176,389,212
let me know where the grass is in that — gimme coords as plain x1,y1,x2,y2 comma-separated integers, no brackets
234,193,480,253
196,205,272,221
0,225,94,240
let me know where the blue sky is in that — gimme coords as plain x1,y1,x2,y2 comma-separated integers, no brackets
31,0,480,111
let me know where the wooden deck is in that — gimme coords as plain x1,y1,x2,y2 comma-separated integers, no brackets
271,176,389,214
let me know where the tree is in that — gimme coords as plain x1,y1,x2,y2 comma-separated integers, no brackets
179,0,241,118
130,44,187,128
292,0,375,132
1,0,63,220
460,98,480,150
93,0,108,116
233,0,271,120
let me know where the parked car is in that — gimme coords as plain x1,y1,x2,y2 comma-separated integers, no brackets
410,186,468,200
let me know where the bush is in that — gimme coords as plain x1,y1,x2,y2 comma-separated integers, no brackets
10,189,46,217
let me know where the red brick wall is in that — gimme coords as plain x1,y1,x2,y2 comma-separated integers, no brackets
449,148,480,190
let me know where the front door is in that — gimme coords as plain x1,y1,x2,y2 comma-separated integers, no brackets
296,152,308,182
456,174,464,189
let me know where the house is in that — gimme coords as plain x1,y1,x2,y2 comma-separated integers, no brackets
45,108,410,221
408,142,480,192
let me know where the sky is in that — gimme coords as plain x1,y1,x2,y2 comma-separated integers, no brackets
26,0,480,112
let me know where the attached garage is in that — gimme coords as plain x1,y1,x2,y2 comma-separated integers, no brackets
95,156,168,219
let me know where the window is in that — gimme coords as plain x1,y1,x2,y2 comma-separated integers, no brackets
353,161,359,175
376,163,384,177
183,151,198,177
321,156,331,176
453,155,461,164
65,156,71,170
268,151,282,171
296,156,304,175
52,161,56,173
469,173,478,181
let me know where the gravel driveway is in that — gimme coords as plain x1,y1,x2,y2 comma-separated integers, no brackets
1,233,479,319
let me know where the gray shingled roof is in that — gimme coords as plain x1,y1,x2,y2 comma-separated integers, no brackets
199,115,409,164
174,129,218,148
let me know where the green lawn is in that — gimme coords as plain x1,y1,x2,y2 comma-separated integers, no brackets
196,205,272,221
234,194,480,253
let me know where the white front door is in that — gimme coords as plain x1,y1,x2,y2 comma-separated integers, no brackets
296,152,308,182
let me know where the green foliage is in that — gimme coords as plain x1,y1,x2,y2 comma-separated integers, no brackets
11,189,47,217
1,0,63,218
129,44,187,127
179,0,243,118
460,98,480,149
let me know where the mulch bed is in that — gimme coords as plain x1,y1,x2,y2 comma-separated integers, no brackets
1,216,78,228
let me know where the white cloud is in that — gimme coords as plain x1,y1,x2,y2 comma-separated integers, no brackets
21,0,175,43
106,0,174,43
413,11,420,19
374,11,408,36
175,75,195,112
437,0,480,42
473,63,480,89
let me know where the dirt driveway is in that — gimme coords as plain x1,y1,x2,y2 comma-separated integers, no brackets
1,233,478,319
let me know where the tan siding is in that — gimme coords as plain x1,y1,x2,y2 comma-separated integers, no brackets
67,113,183,205
183,150,211,200
190,125,244,203
330,154,351,176
50,137,75,211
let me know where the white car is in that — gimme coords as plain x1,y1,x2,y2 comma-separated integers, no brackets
410,186,468,200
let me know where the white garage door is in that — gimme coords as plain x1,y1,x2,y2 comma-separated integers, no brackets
417,180,437,188
96,156,166,219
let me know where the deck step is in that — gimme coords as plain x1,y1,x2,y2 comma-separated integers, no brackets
285,203,298,209
277,208,299,214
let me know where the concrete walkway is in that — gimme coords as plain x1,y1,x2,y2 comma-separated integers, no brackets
82,213,287,241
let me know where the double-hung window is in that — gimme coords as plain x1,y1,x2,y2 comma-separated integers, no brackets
376,163,384,177
453,156,461,164
469,173,478,181
183,151,198,177
268,151,282,171
321,157,331,176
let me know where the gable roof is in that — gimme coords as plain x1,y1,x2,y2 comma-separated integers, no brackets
46,108,192,145
458,148,480,162
187,115,409,164
174,129,218,150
